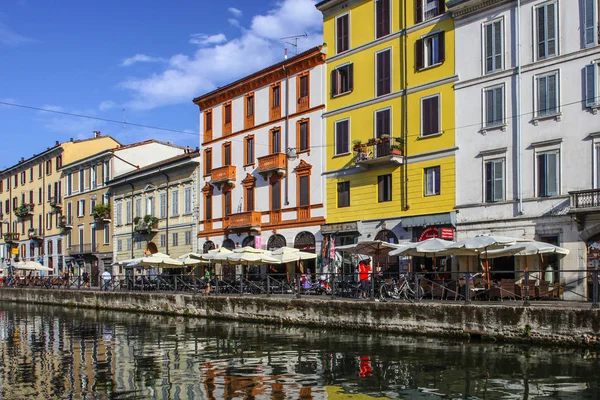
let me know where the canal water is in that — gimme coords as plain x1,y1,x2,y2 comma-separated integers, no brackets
0,303,599,400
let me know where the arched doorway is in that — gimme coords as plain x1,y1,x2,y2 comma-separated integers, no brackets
375,229,399,274
203,240,215,253
242,236,255,248
222,239,236,250
294,231,316,252
145,242,158,255
267,234,286,251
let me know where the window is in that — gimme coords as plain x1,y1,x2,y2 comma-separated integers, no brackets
205,193,212,220
246,187,254,211
485,159,505,203
484,85,504,127
299,175,310,206
271,129,281,154
13,175,17,188
224,189,232,216
66,173,72,195
126,200,132,224
224,103,231,124
336,13,349,53
171,190,179,216
337,182,350,208
416,0,443,23
246,94,254,117
37,164,42,179
537,151,559,197
38,188,42,204
160,234,166,248
126,238,132,251
77,199,85,217
204,149,212,175
172,232,179,247
416,32,445,70
376,49,391,97
29,167,33,182
378,174,392,202
298,120,310,152
271,179,281,210
20,171,25,185
299,74,309,98
536,72,559,117
223,102,232,135
103,161,110,185
424,166,441,196
331,63,354,97
585,63,600,107
185,231,191,246
47,184,52,201
204,110,213,142
584,0,599,47
335,119,350,155
421,95,440,136
91,166,97,189
223,143,232,166
46,160,52,175
104,224,110,244
245,135,255,165
79,169,84,192
375,109,391,137
484,19,503,74
29,190,33,205
536,1,557,60
271,84,281,119
116,202,122,226
184,187,192,214
376,0,391,38
46,213,53,230
159,193,167,219
146,196,155,217
4,199,8,214
136,236,142,250
135,198,142,218
0,180,2,193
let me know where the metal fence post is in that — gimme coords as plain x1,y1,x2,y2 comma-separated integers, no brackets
174,276,178,292
464,273,471,304
331,272,336,300
266,276,271,298
239,274,243,295
593,266,599,309
370,272,375,301
77,276,81,290
215,275,219,296
414,272,420,303
523,270,530,307
296,273,301,299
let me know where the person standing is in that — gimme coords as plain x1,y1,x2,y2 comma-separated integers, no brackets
358,259,371,298
101,270,111,291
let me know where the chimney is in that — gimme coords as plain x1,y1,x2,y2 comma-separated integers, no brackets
20,157,24,163
94,131,101,138
55,140,59,146
186,146,190,153
70,138,74,142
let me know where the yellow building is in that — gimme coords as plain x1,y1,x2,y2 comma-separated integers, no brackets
0,132,119,273
317,0,457,269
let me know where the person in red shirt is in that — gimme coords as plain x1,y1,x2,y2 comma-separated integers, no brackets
358,259,371,298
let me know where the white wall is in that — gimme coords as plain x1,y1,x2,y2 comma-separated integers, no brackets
112,142,186,178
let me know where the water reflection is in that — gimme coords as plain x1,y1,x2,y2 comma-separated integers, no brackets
0,303,598,399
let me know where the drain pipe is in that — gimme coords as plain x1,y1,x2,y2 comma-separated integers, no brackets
282,65,291,206
402,2,409,210
516,0,523,215
127,182,135,259
159,168,170,255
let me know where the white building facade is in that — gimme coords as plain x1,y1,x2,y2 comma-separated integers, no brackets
193,46,327,264
449,0,600,298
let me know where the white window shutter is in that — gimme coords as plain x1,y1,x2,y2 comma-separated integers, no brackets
584,0,596,47
586,64,597,107
494,87,503,124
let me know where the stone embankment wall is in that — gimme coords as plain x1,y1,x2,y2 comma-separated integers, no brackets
1,289,599,345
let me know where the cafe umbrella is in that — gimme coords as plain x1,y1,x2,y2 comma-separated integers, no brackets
336,240,405,274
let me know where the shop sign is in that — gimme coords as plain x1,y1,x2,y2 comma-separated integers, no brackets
418,227,439,242
441,228,455,240
254,235,262,249
321,222,359,235
11,248,18,255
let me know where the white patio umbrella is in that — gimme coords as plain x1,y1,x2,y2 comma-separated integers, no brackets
178,253,207,266
389,238,453,257
13,261,53,272
270,247,317,263
485,241,569,259
135,252,184,268
201,247,233,262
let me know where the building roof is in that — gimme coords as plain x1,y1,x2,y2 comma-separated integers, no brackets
108,150,200,185
192,45,324,106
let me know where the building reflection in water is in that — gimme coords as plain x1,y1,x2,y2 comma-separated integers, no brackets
0,303,598,399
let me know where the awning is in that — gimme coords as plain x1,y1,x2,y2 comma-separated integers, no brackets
401,212,456,228
321,221,362,235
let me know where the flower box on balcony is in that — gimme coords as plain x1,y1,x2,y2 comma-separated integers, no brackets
93,204,111,223
134,215,159,234
14,203,34,218
3,232,20,242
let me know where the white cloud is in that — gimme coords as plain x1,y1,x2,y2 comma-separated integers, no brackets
0,23,36,47
121,0,323,110
228,7,243,17
228,18,241,28
121,54,164,67
99,100,117,111
189,33,228,46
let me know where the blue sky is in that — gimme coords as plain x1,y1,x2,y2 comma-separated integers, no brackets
0,0,322,169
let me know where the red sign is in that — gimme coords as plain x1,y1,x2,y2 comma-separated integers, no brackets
441,228,455,240
418,227,439,242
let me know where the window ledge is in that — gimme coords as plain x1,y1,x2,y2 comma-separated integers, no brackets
417,62,443,72
417,131,444,140
424,193,441,197
333,152,351,158
589,104,600,115
532,112,562,125
481,124,507,135
332,90,353,99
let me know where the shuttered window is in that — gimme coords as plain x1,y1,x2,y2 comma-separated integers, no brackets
336,14,349,53
335,120,350,155
536,72,559,117
484,19,503,74
159,193,167,219
184,187,192,215
171,190,179,216
484,85,504,127
299,176,309,206
424,166,441,196
421,95,440,136
537,151,559,197
271,180,281,210
416,31,445,70
246,187,254,211
376,109,391,137
536,2,557,60
376,49,391,97
331,63,354,96
585,64,599,107
485,159,505,203
415,0,444,24
337,182,350,208
584,0,598,47
376,0,391,38
378,174,392,202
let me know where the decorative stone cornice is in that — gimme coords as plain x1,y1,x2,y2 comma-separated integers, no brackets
448,0,513,19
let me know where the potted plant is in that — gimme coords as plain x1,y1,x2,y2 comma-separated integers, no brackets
134,216,141,225
14,203,32,218
390,144,403,156
366,137,377,146
93,203,111,220
352,139,363,152
379,134,390,142
394,136,404,145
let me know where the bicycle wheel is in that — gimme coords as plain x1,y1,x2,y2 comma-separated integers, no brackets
379,283,392,300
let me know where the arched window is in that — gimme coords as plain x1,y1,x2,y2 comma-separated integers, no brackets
222,238,236,250
242,236,255,248
375,229,398,244
294,231,316,253
267,234,286,250
375,229,399,274
203,240,215,253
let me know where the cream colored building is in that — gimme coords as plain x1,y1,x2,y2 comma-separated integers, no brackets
110,150,201,275
59,140,187,283
0,132,119,273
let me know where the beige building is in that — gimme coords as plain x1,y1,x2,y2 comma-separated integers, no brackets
59,140,187,283
110,150,201,275
0,132,119,273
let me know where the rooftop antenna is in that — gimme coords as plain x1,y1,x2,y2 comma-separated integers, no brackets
123,108,127,135
280,32,308,58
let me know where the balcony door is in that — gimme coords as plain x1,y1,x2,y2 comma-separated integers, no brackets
78,227,84,254
375,109,391,157
271,129,281,154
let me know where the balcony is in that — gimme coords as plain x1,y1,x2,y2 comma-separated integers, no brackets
14,203,34,219
257,153,287,179
49,196,62,210
2,232,20,243
570,189,600,213
135,216,159,234
210,165,236,188
58,216,73,230
227,211,262,232
354,138,404,171
27,229,43,241
68,243,98,255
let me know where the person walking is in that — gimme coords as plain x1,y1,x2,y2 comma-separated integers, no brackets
101,270,111,291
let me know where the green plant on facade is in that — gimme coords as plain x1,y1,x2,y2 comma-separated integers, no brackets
136,214,159,233
14,203,33,218
93,203,111,220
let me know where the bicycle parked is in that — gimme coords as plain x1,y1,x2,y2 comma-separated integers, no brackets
379,275,416,302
